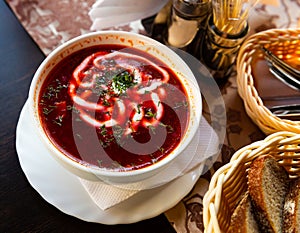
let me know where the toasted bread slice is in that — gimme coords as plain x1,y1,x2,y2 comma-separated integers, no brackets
248,155,290,233
283,178,300,233
229,192,260,233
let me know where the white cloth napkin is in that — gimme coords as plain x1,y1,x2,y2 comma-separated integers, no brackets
79,117,219,210
89,0,169,30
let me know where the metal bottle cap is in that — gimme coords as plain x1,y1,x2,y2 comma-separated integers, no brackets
173,0,211,18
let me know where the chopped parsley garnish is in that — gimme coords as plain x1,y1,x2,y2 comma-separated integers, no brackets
112,70,136,94
159,122,174,133
112,125,124,138
102,99,111,107
67,105,80,113
173,101,189,109
42,79,68,100
53,115,63,126
136,104,142,114
43,107,54,115
158,147,165,154
100,124,107,136
145,109,157,119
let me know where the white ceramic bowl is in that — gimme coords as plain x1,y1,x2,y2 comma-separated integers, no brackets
28,31,202,184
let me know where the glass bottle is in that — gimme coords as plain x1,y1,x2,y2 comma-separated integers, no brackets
164,0,211,50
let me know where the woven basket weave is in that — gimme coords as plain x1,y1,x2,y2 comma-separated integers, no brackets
236,28,300,134
203,131,300,233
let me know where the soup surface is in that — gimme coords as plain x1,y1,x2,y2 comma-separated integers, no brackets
39,45,189,171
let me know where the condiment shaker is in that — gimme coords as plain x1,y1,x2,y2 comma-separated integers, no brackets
164,0,211,51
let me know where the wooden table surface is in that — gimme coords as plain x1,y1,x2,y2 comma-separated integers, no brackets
0,1,176,232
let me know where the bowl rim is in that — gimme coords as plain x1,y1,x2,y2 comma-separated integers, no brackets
28,30,202,180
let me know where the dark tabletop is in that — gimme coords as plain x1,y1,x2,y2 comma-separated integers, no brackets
0,1,176,232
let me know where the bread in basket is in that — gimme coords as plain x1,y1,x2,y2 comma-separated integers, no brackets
236,28,300,134
203,131,300,232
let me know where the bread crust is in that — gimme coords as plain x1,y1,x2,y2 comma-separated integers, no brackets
248,155,289,233
283,178,300,233
229,192,260,233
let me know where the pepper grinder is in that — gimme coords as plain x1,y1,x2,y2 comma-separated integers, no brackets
164,0,211,51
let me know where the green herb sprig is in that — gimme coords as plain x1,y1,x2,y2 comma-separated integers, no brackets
112,70,136,94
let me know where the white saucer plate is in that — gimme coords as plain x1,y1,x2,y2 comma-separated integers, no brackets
16,101,203,224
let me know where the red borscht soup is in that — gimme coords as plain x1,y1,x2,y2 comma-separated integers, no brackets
39,45,189,171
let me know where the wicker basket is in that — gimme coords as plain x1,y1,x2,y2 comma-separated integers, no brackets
236,28,300,134
203,131,300,233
